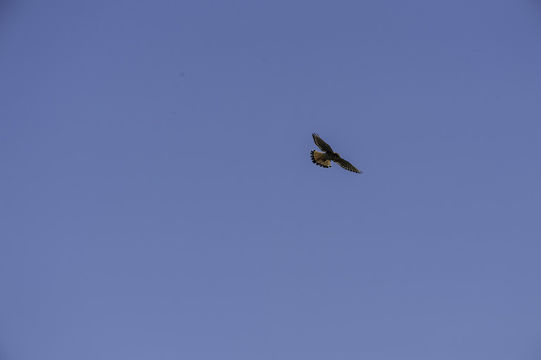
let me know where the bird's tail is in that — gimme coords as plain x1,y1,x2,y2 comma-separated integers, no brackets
310,150,331,168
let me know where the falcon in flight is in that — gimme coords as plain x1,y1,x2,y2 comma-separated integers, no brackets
310,133,362,173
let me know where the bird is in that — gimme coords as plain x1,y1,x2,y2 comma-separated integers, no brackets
310,133,362,173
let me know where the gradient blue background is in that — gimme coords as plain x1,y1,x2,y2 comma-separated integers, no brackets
1,1,541,359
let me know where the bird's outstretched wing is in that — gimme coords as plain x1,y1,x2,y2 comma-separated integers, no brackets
312,133,334,153
335,158,362,173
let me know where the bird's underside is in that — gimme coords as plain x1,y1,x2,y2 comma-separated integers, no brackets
310,133,361,174
310,150,332,168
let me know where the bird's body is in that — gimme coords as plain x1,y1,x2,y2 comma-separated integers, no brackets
310,133,361,173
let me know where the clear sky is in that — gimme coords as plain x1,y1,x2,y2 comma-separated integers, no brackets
1,1,541,359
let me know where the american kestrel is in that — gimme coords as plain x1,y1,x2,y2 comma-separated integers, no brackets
310,133,362,173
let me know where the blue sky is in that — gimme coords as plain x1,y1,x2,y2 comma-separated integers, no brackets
1,1,541,359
